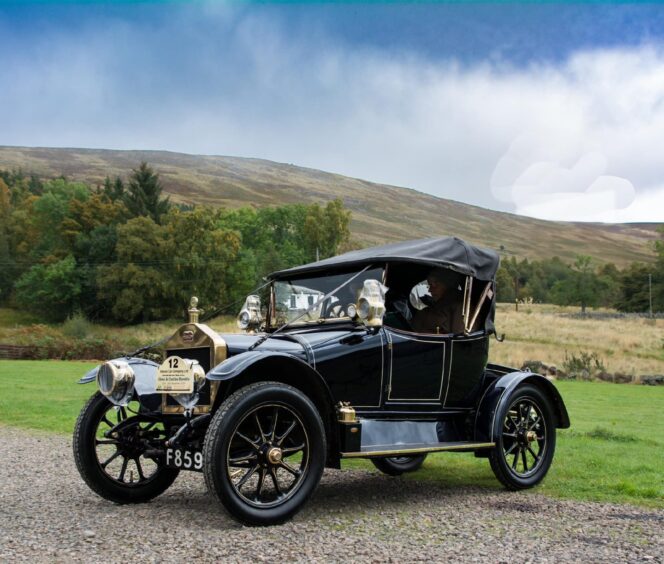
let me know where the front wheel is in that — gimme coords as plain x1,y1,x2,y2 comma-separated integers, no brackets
371,454,427,476
73,392,180,504
489,384,556,490
203,382,326,526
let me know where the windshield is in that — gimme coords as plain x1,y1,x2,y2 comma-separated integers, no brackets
270,267,384,327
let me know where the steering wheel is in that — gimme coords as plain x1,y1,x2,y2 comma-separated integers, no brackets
321,298,346,319
327,304,346,318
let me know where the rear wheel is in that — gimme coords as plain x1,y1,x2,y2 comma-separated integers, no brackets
489,384,556,490
73,392,179,504
203,382,326,526
371,454,427,476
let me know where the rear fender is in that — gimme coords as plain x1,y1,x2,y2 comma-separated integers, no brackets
474,371,570,443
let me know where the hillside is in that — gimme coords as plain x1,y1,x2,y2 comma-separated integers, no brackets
0,145,659,266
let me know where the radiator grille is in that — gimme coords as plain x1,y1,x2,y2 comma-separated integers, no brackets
164,347,212,408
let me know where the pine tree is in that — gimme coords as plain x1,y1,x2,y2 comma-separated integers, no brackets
124,162,170,223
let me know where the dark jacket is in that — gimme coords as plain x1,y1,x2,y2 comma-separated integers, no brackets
411,292,464,334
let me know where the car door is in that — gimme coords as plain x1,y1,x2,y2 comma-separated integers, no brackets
313,329,386,408
443,334,489,408
383,327,448,405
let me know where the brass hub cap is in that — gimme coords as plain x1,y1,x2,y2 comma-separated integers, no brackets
526,430,537,443
267,447,283,465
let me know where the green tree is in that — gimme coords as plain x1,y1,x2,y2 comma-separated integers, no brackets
597,262,621,308
102,175,125,202
655,225,664,262
500,257,528,303
495,265,516,303
162,207,243,311
60,192,126,249
30,179,90,260
303,199,351,261
0,179,13,302
550,255,606,313
97,209,247,322
96,217,170,322
123,162,170,223
74,225,120,320
615,263,653,312
14,255,83,321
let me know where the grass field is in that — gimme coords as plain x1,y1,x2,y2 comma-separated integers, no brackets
0,360,662,508
493,304,664,377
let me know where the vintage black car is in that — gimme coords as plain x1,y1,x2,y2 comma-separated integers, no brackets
73,237,570,525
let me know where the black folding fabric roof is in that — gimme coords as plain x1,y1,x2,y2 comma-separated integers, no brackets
270,237,500,281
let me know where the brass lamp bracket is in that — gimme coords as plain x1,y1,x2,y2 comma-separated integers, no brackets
188,296,200,324
337,402,357,423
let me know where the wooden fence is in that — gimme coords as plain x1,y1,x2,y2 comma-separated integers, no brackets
0,344,41,360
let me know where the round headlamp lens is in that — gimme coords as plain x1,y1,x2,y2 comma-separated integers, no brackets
96,361,135,406
237,311,250,330
358,298,370,320
97,363,116,396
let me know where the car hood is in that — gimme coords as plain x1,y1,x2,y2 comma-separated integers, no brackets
222,330,357,356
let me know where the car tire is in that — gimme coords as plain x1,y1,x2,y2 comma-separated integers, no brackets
203,382,326,526
371,454,427,476
489,384,556,490
73,392,180,504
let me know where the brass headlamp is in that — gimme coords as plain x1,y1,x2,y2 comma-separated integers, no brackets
97,360,136,406
237,294,262,332
356,279,388,327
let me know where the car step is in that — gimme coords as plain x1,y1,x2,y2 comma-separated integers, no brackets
340,441,495,458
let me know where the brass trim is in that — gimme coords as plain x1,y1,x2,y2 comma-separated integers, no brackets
188,296,200,324
337,402,357,423
161,321,227,414
340,442,495,458
161,381,220,414
267,447,283,464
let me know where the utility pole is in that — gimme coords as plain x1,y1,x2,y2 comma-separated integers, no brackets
649,273,653,318
514,275,519,312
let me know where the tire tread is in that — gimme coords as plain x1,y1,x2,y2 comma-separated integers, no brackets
203,381,326,525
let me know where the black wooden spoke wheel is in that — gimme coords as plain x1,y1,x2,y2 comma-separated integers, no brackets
73,392,179,503
489,384,556,490
203,382,326,526
371,454,427,476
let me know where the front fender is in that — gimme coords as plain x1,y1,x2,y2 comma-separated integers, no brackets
474,371,570,443
77,357,159,397
208,351,318,383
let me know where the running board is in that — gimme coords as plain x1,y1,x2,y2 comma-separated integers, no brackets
340,441,495,458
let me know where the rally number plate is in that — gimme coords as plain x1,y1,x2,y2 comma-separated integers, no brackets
165,448,203,472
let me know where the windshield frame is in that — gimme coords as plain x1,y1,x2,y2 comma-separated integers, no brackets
266,266,386,330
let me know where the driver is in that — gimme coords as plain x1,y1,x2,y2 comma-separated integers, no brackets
411,268,464,334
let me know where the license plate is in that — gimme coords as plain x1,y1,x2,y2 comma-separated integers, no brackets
165,448,203,472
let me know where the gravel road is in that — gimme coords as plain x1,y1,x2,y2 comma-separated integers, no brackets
1,425,662,563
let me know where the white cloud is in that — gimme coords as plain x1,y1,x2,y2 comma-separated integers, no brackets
492,147,638,221
1,10,664,222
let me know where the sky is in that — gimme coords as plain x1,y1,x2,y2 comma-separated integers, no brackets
1,1,664,223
